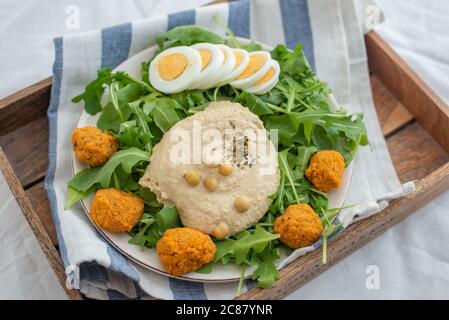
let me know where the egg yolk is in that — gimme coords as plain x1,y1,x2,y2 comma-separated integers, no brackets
237,53,266,79
233,52,243,69
198,49,212,70
255,67,275,85
158,54,188,81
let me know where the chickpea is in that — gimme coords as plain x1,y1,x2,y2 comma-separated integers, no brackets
184,170,201,186
234,196,251,213
212,222,229,240
219,163,233,176
203,175,218,192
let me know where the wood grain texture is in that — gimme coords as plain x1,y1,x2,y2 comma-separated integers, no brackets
371,75,413,136
0,147,82,300
0,116,49,187
366,31,449,154
239,162,449,300
0,77,51,136
386,122,449,183
26,181,58,245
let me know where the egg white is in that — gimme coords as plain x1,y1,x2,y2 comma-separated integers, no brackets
191,43,225,90
210,44,236,87
229,51,272,89
149,46,202,94
245,59,280,95
225,49,250,82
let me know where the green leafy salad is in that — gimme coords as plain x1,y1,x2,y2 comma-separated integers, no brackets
66,24,368,290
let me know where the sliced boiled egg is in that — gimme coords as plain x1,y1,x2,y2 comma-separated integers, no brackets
229,51,272,89
149,46,202,94
245,59,280,95
191,43,225,90
211,44,236,87
225,49,250,83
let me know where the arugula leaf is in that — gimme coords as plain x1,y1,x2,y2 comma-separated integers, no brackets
135,186,161,209
271,43,311,83
156,207,181,232
310,192,329,214
214,226,281,291
141,61,150,84
129,207,181,247
150,98,181,133
238,91,273,116
214,226,279,266
265,114,299,146
242,41,264,52
72,68,113,115
321,218,344,264
128,101,154,153
214,239,237,262
66,148,149,208
98,148,149,187
64,186,96,210
67,167,102,193
97,101,131,132
117,83,143,104
72,68,154,115
195,263,213,274
303,121,314,144
128,214,157,247
117,120,147,149
293,146,317,177
266,108,368,164
270,174,286,214
278,150,300,204
251,245,280,288
157,25,224,51
172,90,209,111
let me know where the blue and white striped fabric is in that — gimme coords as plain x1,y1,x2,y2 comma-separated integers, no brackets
46,0,414,300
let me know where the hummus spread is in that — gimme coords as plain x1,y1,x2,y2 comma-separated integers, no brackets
139,101,280,238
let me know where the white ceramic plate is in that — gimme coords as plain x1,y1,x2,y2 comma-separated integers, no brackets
73,39,353,282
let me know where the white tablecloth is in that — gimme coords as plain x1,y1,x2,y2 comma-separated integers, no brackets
0,0,448,299
0,171,66,299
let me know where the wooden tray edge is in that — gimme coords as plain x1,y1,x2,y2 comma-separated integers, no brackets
0,147,82,300
366,32,449,153
0,77,51,136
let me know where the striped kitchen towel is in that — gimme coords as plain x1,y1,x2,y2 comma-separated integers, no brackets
46,0,414,300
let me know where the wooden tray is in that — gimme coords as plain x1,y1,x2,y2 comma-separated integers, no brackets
1,31,448,300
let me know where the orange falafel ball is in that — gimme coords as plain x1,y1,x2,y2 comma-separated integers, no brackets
274,204,323,249
72,126,118,166
90,188,144,233
305,150,344,192
157,228,216,276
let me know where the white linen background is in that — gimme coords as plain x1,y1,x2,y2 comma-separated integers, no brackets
0,0,448,299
